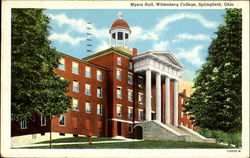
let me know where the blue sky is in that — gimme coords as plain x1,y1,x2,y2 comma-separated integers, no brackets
44,9,226,82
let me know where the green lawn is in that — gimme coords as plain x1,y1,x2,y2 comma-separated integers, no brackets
30,140,230,149
36,136,121,144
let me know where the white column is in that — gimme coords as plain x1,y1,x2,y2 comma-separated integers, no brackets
156,72,161,122
165,76,170,124
146,69,152,121
122,32,125,47
174,80,179,126
110,33,112,47
115,31,118,47
127,35,129,49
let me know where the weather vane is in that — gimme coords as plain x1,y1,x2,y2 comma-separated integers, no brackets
118,12,123,19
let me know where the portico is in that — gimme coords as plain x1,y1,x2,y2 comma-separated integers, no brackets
133,51,184,126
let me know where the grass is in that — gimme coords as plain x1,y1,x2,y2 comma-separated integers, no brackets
30,140,230,149
36,136,121,144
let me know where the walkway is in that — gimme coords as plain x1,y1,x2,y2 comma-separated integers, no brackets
12,139,142,148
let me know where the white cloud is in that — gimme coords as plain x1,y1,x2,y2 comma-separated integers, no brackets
153,41,169,50
130,26,158,41
176,45,204,66
173,33,211,43
95,41,110,52
49,33,85,46
177,33,210,41
155,13,218,31
48,13,87,33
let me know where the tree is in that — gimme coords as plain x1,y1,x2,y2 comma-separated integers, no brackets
184,9,242,133
11,9,71,122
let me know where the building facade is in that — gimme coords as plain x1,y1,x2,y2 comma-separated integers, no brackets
11,15,198,139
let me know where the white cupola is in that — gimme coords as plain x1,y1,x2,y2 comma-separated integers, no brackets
109,12,131,49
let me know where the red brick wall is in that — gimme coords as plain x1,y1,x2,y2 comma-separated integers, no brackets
178,90,197,132
11,114,50,136
52,55,108,136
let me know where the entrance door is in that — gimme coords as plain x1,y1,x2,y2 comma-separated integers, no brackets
117,122,122,136
151,113,156,120
134,126,143,139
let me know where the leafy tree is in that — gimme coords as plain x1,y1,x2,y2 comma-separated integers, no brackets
11,9,71,122
184,9,242,133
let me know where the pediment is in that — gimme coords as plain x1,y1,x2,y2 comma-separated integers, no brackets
152,52,184,70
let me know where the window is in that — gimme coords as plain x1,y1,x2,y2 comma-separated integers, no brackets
181,110,184,118
117,87,122,99
72,98,79,111
117,57,121,65
128,62,133,70
138,76,143,88
97,104,102,115
128,124,133,133
85,66,91,78
72,62,78,74
59,58,65,70
128,89,133,102
59,115,65,126
85,84,91,95
138,109,143,120
73,81,79,93
116,104,122,117
116,68,121,81
138,93,143,104
97,87,102,98
20,120,27,129
85,102,91,113
97,70,102,81
41,116,46,126
128,72,133,85
128,107,133,119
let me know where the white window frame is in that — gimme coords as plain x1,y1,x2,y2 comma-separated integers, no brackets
72,61,79,75
85,84,91,96
128,62,133,70
41,116,46,126
128,107,133,119
117,56,121,65
97,70,102,81
72,98,79,111
97,87,102,98
128,72,133,85
128,89,133,102
117,86,122,99
138,92,143,104
59,115,65,126
97,104,103,115
116,68,122,81
59,58,65,70
20,120,27,129
138,76,144,88
116,104,122,117
85,66,91,78
85,102,91,113
138,109,143,120
73,81,79,93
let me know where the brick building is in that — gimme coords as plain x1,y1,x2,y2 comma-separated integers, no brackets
12,15,204,142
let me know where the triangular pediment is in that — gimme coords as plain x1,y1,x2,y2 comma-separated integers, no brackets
152,51,184,70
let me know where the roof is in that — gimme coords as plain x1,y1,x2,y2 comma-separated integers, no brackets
110,19,130,31
83,47,133,61
58,52,108,71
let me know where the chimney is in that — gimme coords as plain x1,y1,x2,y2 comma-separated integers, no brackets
133,48,138,56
